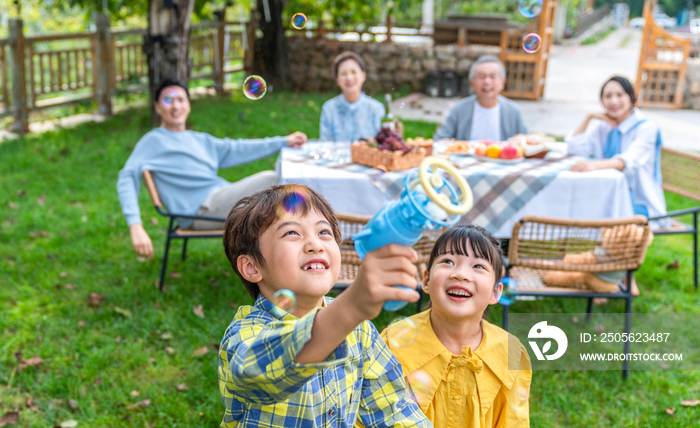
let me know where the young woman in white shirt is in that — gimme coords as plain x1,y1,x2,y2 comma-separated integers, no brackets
566,76,667,222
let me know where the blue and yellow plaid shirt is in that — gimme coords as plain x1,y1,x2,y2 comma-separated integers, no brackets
218,295,431,428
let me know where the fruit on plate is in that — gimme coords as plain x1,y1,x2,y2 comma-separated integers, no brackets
500,144,519,160
480,139,498,147
515,145,524,158
445,141,470,153
486,144,502,159
473,142,487,157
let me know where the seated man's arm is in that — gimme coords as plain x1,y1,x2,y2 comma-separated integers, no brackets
117,144,153,258
209,134,294,169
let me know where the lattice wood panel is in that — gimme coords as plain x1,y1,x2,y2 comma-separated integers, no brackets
499,0,556,100
635,0,690,109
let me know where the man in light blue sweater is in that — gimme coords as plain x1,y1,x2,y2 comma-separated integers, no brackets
117,78,307,259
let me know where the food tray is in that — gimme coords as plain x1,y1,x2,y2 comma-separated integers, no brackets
351,142,429,171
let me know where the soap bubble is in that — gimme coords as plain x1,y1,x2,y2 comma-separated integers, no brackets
370,165,388,184
407,370,432,405
518,0,542,19
271,289,297,316
386,317,418,348
291,13,307,30
499,277,518,306
276,191,306,219
160,88,178,106
522,33,542,53
243,75,267,100
510,386,529,415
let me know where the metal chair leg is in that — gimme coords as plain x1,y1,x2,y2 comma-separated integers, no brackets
585,298,593,322
159,218,175,292
622,271,633,380
693,212,698,289
502,305,510,331
181,238,189,261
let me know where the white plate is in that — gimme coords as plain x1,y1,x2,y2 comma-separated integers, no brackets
473,155,526,164
434,140,477,156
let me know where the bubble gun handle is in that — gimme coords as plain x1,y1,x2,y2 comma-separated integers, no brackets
352,157,473,311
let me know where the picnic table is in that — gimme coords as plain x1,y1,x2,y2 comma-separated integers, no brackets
276,142,634,238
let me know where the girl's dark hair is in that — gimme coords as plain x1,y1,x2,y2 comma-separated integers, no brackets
601,76,636,105
332,51,366,78
425,225,505,286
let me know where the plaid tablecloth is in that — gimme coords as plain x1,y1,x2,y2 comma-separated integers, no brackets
373,155,581,234
277,146,629,237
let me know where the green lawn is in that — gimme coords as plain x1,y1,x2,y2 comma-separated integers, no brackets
1,91,699,427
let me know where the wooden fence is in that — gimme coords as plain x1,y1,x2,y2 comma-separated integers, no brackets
1,14,249,132
499,0,556,100
635,0,690,109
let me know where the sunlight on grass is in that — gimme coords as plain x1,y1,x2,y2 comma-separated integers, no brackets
1,91,698,427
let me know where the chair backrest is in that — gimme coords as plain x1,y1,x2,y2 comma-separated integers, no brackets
335,213,441,268
142,170,163,209
660,147,700,202
508,215,652,272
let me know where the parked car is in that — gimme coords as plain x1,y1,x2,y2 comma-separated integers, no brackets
653,13,677,29
629,17,645,29
690,18,700,35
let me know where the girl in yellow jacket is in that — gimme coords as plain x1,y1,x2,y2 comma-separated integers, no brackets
382,225,532,428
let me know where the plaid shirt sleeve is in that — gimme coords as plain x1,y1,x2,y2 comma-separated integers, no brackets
219,305,350,407
357,322,432,428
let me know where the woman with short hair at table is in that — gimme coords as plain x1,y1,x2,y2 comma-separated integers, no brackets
566,76,667,221
320,51,385,142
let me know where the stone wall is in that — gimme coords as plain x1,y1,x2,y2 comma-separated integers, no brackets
287,37,500,94
683,59,700,110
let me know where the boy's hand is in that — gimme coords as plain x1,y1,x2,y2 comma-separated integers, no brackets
129,223,154,259
345,244,420,320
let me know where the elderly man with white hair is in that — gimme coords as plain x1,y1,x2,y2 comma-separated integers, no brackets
434,55,528,141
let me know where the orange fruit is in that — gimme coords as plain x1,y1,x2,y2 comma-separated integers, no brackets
486,144,502,159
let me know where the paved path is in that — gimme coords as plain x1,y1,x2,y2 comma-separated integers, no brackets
394,27,700,152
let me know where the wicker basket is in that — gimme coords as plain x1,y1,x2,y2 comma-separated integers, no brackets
351,142,429,171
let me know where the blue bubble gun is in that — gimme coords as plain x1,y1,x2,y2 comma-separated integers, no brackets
352,157,474,311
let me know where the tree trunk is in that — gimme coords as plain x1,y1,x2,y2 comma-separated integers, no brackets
144,0,195,126
253,0,290,89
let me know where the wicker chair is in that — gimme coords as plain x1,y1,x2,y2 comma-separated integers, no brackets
503,215,653,379
334,213,447,312
142,170,226,291
649,147,700,289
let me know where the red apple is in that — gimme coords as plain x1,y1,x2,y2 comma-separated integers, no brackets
500,144,519,160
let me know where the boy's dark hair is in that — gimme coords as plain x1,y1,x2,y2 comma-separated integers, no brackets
425,224,505,286
154,78,190,102
223,184,342,299
601,76,636,105
332,51,366,78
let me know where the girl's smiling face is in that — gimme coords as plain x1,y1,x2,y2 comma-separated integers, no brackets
422,243,503,320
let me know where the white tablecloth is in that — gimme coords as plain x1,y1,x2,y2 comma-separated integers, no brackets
276,146,634,238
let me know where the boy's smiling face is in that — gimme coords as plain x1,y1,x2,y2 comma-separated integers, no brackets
422,245,502,320
238,209,341,315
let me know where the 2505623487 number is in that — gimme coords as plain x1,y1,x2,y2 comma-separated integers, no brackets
599,333,670,343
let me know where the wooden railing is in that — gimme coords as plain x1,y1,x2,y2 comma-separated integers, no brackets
500,0,556,100
635,0,690,109
574,4,611,37
5,15,249,132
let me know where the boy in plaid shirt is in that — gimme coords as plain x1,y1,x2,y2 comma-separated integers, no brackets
218,184,431,428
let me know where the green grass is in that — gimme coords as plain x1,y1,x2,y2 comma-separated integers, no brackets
581,26,616,45
1,91,699,427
